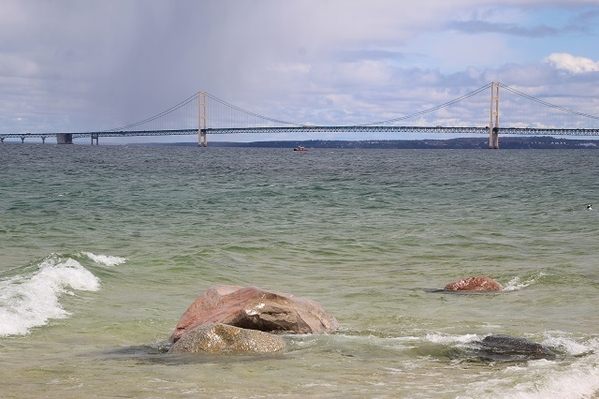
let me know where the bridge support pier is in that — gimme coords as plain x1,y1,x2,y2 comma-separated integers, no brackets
489,82,500,149
91,133,99,145
56,133,73,144
489,126,499,149
198,131,207,146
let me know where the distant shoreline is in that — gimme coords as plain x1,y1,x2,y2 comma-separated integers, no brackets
160,137,599,149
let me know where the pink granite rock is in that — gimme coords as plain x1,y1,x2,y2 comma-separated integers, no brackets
444,276,502,291
170,285,340,343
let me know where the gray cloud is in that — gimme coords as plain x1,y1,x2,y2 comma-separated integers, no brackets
447,20,562,37
448,6,599,37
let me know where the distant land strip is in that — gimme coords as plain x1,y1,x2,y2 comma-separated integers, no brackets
163,137,599,149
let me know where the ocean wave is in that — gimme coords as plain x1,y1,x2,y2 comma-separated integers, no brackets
424,332,480,345
422,332,599,399
82,252,127,267
0,254,101,337
493,351,599,399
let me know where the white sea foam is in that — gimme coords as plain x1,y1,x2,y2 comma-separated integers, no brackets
453,334,599,399
497,353,599,399
82,252,126,267
542,335,595,356
503,275,538,291
424,332,480,345
0,255,100,336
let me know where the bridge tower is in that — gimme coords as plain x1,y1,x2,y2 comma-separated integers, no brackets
198,92,207,147
489,82,500,149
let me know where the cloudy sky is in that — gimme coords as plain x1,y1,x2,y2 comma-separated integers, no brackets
1,0,599,142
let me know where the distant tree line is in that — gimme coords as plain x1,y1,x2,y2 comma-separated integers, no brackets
202,136,598,149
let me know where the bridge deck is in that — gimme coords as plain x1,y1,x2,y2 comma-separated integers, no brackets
3,126,599,140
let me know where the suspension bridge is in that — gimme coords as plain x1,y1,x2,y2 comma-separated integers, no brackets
2,82,599,149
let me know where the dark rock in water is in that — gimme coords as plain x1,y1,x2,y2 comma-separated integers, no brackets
444,276,502,291
169,323,286,354
170,285,340,343
475,334,556,361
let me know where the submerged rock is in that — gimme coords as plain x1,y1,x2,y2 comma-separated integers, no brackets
475,334,556,361
444,276,502,291
169,323,286,354
170,285,339,343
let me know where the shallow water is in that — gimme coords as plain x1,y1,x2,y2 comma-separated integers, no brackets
1,144,599,398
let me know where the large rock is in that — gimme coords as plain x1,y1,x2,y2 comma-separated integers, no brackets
170,285,340,343
474,334,556,361
444,276,502,291
169,323,286,354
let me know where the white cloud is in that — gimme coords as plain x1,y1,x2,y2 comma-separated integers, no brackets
545,53,599,73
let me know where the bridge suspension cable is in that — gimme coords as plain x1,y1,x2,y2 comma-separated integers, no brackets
105,92,199,132
501,84,599,122
364,83,493,126
204,93,304,127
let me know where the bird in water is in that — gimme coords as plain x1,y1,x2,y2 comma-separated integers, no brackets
587,204,593,210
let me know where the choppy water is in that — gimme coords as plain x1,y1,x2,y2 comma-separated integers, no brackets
1,144,599,398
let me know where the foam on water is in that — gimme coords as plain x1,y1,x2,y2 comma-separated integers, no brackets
502,275,540,291
342,331,599,398
424,331,597,356
432,333,599,399
0,255,101,336
496,352,599,399
82,252,127,267
543,335,596,357
424,332,480,345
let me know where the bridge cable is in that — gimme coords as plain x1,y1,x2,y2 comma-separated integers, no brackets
103,92,199,132
361,83,492,126
501,84,599,121
205,93,304,127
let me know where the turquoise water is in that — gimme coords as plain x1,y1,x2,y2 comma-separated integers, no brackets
1,144,599,398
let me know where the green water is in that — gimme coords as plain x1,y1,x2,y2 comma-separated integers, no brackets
1,144,599,398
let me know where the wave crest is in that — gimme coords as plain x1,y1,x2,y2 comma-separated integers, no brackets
0,254,101,336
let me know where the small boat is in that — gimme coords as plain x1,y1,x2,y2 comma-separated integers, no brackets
293,146,308,152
